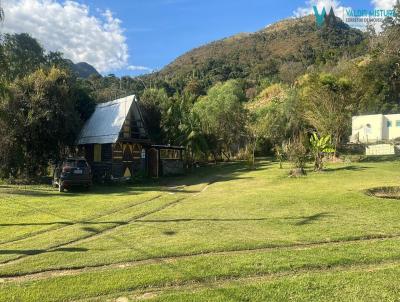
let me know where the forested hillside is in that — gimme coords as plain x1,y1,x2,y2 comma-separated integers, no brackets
155,16,365,85
1,7,400,180
70,62,100,78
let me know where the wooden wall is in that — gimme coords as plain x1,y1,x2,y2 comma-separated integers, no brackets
112,142,143,178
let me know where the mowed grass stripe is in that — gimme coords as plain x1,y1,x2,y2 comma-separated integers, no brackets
0,181,200,247
0,187,161,244
0,193,163,246
3,231,400,281
0,177,211,250
0,195,181,267
104,262,400,302
1,237,400,301
0,181,211,272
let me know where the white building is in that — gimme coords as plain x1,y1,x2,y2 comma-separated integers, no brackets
351,114,400,143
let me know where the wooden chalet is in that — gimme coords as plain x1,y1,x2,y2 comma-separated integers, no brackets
76,95,184,179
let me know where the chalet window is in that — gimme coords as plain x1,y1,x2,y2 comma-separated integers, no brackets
123,118,131,138
113,143,123,160
123,144,133,161
94,144,102,162
387,121,392,127
396,121,400,127
101,144,112,162
132,144,141,159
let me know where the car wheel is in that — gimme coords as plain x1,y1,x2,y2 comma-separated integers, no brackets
59,182,65,192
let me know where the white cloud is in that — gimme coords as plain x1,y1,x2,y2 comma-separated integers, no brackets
294,0,350,19
127,65,153,72
372,0,397,9
1,0,129,73
370,0,397,32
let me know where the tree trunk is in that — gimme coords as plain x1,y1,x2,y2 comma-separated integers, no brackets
211,151,218,164
252,144,256,166
314,152,323,171
222,151,230,161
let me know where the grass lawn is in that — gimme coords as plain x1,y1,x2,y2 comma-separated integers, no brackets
1,158,400,301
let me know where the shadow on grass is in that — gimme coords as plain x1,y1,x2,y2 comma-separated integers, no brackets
293,212,332,226
0,186,65,197
136,212,334,226
101,161,261,194
158,162,260,189
137,218,275,223
324,166,370,173
365,186,400,200
163,230,177,236
360,155,400,163
0,186,95,197
0,185,154,197
0,247,88,255
0,221,128,227
0,161,271,197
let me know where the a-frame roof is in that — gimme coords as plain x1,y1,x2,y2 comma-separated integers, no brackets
77,95,139,145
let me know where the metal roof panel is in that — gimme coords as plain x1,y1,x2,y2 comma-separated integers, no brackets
77,95,135,145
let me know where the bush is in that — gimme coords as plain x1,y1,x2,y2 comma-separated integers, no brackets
285,135,308,176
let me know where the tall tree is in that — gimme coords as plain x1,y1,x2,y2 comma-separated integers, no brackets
300,73,356,150
162,92,208,164
0,67,93,179
140,88,169,142
1,33,46,81
193,80,247,160
246,85,303,166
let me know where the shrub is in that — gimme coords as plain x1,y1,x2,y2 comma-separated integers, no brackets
285,135,308,176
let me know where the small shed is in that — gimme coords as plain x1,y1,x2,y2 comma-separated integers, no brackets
76,95,184,179
148,145,186,178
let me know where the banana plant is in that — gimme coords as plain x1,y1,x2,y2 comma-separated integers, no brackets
310,133,335,171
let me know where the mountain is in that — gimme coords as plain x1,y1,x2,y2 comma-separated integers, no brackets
148,16,366,85
71,62,100,78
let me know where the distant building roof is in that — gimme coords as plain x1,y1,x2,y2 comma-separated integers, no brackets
77,95,135,145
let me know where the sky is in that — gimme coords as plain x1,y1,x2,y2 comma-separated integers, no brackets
0,0,396,77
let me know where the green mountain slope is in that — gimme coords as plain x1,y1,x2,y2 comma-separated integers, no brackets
150,16,366,85
71,62,100,78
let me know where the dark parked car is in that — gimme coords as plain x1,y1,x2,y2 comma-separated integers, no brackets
53,158,92,192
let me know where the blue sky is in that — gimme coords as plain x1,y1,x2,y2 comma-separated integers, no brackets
83,0,310,76
3,0,384,76
80,0,377,76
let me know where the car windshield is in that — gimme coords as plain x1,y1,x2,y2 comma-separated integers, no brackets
64,160,87,168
